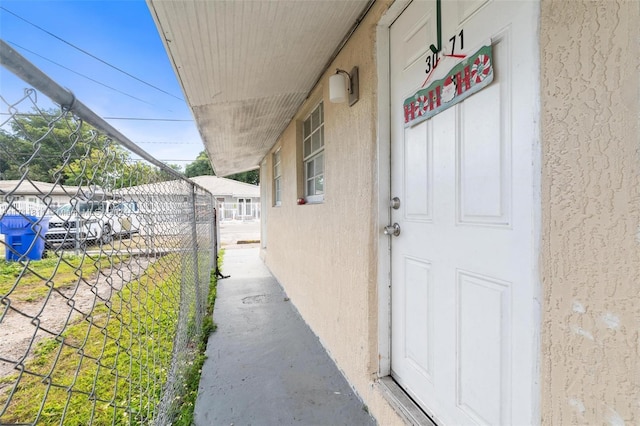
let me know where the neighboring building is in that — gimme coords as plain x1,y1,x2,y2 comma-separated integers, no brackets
0,179,108,215
149,1,640,425
113,180,196,239
189,175,260,221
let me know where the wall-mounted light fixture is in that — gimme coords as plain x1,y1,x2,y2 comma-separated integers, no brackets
329,67,359,106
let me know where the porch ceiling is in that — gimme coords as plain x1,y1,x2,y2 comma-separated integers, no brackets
147,0,372,177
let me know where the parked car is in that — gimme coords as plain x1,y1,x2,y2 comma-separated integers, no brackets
45,200,140,248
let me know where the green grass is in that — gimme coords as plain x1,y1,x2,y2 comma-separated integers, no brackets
0,248,223,425
0,253,126,302
0,254,182,425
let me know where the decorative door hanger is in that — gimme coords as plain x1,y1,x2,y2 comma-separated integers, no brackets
403,43,494,128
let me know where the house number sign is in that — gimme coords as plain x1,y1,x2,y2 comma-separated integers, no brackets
403,43,494,128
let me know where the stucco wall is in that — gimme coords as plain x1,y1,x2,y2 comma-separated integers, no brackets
541,1,640,424
260,1,403,424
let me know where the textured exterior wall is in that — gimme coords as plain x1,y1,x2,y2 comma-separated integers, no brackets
541,1,640,424
260,1,404,424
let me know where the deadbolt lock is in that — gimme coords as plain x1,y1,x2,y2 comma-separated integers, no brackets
390,197,401,210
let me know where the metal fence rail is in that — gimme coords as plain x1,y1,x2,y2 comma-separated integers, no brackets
0,40,216,424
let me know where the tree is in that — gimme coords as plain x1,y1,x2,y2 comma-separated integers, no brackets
227,169,259,185
0,129,34,180
0,109,170,189
183,151,260,185
184,151,214,177
0,109,107,184
155,163,183,182
166,163,183,173
64,145,162,190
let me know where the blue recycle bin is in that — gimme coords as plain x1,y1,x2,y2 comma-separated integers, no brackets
0,215,50,261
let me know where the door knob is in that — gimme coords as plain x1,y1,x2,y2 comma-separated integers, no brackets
384,223,401,237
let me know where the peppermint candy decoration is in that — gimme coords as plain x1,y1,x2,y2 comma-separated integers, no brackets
471,54,491,83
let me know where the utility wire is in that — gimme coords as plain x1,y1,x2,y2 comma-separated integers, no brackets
0,112,192,122
103,117,192,122
0,6,184,101
1,150,200,162
129,141,197,145
5,40,157,108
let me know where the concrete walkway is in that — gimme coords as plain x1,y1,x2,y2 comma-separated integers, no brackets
194,247,376,426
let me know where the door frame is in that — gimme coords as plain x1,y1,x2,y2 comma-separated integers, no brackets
376,0,410,379
375,1,543,423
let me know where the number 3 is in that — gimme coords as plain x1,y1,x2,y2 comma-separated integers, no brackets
425,51,440,74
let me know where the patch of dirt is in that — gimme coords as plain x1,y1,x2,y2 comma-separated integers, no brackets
0,256,153,383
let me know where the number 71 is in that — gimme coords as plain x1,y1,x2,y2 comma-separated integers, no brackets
449,29,464,54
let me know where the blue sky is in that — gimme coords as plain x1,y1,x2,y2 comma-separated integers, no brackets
0,0,203,169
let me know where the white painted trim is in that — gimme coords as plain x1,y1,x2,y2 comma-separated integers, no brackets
273,148,282,207
529,3,543,425
376,0,411,379
378,377,437,426
303,102,325,202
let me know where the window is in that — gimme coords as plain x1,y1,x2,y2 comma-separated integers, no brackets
273,149,282,206
238,198,252,217
303,102,324,202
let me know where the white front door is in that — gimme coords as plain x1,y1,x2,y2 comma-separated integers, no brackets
389,1,539,424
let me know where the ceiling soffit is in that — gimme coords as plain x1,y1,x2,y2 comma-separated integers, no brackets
148,0,371,176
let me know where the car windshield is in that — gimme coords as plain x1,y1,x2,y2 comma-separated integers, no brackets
115,201,138,214
55,202,104,215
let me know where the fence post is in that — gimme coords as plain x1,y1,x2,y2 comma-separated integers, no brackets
211,205,218,276
190,184,202,330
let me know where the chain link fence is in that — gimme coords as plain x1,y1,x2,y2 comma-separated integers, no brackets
0,41,217,424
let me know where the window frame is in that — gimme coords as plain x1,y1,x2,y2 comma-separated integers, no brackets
302,102,324,203
273,149,282,206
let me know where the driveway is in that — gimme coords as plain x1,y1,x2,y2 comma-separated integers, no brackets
219,220,260,247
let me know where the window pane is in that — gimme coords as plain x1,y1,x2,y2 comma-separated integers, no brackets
307,159,314,179
273,151,281,176
303,103,324,199
316,153,324,174
303,119,311,138
312,131,320,153
304,138,311,158
315,175,324,194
